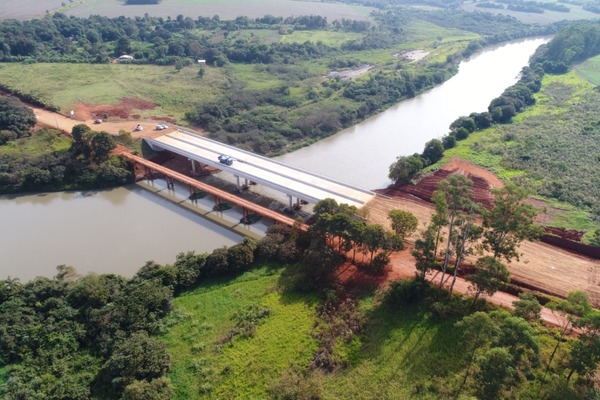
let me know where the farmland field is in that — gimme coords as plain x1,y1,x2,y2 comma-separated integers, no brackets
461,1,599,24
0,62,228,121
574,54,600,85
0,0,374,21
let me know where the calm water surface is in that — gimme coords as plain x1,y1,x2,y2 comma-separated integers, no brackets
0,186,240,281
277,38,549,189
0,37,548,281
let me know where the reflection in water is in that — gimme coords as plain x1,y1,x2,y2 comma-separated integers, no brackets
0,38,548,281
0,186,240,281
277,38,549,189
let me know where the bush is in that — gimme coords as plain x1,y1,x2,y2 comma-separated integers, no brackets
385,278,429,306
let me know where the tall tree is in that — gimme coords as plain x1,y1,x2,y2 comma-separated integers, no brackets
467,256,510,302
387,209,418,241
475,347,516,400
512,292,541,322
435,174,473,290
544,291,592,380
448,204,482,295
566,311,600,382
388,154,423,184
412,224,438,280
454,312,499,398
482,183,541,262
362,223,386,265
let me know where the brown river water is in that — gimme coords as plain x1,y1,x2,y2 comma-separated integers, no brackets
0,37,548,281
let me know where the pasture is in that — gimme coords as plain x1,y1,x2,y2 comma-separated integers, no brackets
574,54,600,85
441,70,600,237
0,0,374,21
0,62,227,121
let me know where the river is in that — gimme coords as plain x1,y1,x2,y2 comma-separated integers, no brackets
0,37,548,281
277,37,549,188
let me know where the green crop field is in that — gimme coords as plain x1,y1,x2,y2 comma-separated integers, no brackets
0,0,374,21
0,62,227,121
574,54,600,85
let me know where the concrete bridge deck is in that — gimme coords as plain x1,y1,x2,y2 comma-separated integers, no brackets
144,130,375,209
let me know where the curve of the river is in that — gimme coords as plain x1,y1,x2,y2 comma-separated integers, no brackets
0,37,548,281
276,37,549,189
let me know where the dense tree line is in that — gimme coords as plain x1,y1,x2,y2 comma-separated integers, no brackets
0,96,36,142
0,13,363,65
0,121,133,193
0,236,260,399
389,20,600,187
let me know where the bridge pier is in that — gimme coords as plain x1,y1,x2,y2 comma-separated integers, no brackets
144,166,153,181
190,159,196,174
166,177,174,190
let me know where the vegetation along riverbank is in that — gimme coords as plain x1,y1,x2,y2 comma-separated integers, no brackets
1,0,600,399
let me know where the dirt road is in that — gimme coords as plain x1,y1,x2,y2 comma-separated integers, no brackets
364,174,600,306
31,103,600,308
32,107,175,139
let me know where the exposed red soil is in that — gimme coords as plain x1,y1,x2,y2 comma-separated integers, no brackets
73,97,158,121
382,158,503,209
361,159,600,309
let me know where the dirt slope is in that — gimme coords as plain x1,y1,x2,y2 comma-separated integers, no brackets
364,161,600,306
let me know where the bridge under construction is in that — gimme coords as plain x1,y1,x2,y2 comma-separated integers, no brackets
144,130,375,210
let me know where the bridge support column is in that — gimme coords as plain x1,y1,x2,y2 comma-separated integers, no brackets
190,159,196,174
166,177,174,191
144,166,153,181
241,208,249,224
189,186,197,202
288,194,293,211
235,175,240,191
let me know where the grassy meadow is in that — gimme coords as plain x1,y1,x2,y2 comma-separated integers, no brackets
574,54,600,85
0,62,227,122
440,70,600,237
161,266,319,399
0,0,374,21
161,265,580,400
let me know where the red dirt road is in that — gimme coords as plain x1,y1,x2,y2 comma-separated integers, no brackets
363,162,600,307
30,101,600,311
31,103,177,139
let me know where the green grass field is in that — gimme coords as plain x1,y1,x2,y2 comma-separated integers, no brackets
0,129,70,156
440,70,600,236
281,30,363,46
161,266,580,399
161,266,319,399
0,63,227,121
574,54,600,85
